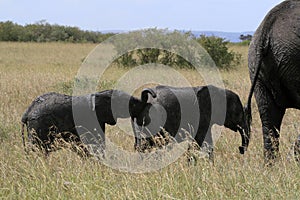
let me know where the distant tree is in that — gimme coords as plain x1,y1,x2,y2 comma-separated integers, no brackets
239,34,252,41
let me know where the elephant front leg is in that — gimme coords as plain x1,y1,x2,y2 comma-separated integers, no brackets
77,122,106,159
254,82,285,164
98,122,106,158
202,129,214,161
194,125,214,161
131,118,142,151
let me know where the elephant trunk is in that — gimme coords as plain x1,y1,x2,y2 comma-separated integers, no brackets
129,88,156,118
141,88,157,102
244,105,252,147
238,123,250,154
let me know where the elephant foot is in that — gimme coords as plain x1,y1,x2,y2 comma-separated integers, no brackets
72,143,92,158
134,144,145,153
134,137,155,153
263,149,281,166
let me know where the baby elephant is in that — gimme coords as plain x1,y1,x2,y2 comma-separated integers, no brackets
21,90,155,156
133,85,250,159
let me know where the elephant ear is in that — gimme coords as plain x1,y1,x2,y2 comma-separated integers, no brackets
197,85,228,125
196,85,216,120
88,93,96,111
196,85,213,118
93,91,117,125
87,94,96,111
196,86,209,100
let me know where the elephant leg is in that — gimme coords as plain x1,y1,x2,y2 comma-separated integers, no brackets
78,122,106,158
98,122,106,157
254,81,285,163
69,132,91,158
131,118,143,151
194,125,214,161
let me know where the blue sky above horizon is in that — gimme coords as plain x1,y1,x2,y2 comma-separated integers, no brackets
0,0,284,32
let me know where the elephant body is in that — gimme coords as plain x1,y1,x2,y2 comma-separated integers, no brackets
245,0,300,162
21,90,155,155
133,85,249,158
21,92,89,154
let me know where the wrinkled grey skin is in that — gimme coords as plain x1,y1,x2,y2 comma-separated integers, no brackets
245,0,300,163
133,85,249,159
21,90,155,155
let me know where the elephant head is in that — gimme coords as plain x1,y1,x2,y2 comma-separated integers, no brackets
223,89,250,154
92,89,157,125
130,88,161,150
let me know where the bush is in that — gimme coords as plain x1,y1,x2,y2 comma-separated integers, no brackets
113,31,241,70
196,35,241,69
111,29,197,69
0,21,24,41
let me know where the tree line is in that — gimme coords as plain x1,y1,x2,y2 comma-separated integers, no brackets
0,20,114,43
0,21,243,69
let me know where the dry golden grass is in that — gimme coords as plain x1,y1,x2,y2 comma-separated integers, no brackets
0,42,299,199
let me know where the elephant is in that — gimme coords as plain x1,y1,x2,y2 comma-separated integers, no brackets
132,85,250,159
21,89,155,156
244,0,300,163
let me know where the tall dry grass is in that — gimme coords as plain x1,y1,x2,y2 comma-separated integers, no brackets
0,42,299,199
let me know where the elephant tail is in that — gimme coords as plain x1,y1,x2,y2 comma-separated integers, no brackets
141,88,157,102
244,48,264,134
21,122,27,151
21,112,29,151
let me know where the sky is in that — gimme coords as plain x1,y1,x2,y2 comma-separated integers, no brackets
0,0,284,32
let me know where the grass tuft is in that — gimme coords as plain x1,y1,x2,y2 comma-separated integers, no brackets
0,42,299,199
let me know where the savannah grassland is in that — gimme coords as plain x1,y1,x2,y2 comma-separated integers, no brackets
0,42,299,199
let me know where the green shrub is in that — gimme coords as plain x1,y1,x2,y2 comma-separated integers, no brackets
113,30,241,70
115,51,137,68
196,35,241,69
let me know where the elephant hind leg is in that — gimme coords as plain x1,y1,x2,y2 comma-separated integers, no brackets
254,81,286,164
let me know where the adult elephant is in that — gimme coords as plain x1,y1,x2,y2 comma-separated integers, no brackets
245,0,300,163
133,85,250,159
21,89,155,156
